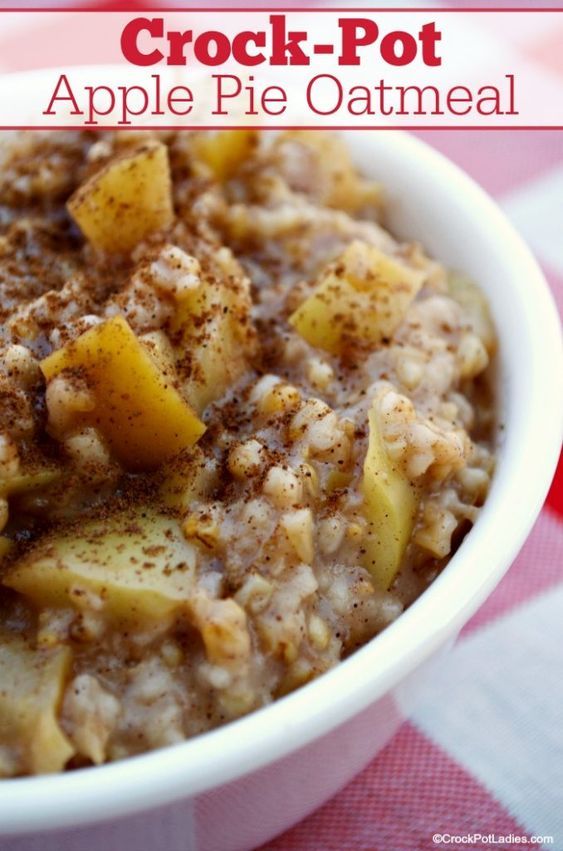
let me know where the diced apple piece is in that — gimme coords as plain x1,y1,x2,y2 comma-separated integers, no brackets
192,130,255,181
0,632,74,775
4,509,198,627
67,141,174,253
290,241,425,355
448,272,496,354
326,470,354,493
171,269,254,414
361,400,417,590
0,468,60,499
160,447,218,513
41,315,205,471
139,329,177,376
0,537,13,560
275,131,383,213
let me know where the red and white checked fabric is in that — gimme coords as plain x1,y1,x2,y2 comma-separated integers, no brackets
0,4,561,850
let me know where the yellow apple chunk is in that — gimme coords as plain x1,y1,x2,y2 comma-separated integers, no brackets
4,510,198,627
67,141,174,253
275,131,383,213
0,468,60,499
41,315,205,471
361,400,417,590
0,537,13,560
192,130,255,181
160,447,218,513
448,271,496,354
290,241,425,355
171,276,253,414
0,633,74,775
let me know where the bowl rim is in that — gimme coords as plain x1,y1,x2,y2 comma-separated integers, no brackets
0,107,562,835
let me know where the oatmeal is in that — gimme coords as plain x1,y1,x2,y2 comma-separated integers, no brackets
0,129,495,775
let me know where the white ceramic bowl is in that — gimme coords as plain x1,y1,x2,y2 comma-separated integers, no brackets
0,103,562,851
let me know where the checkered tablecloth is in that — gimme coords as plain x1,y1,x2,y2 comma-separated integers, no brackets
0,4,562,850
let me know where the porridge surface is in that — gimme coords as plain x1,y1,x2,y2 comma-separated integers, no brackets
0,130,495,775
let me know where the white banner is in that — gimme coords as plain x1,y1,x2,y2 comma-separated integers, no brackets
0,9,561,128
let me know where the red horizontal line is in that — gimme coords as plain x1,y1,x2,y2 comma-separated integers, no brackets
0,7,561,12
3,125,562,131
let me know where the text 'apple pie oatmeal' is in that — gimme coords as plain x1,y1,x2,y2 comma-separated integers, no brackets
0,130,496,776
